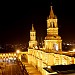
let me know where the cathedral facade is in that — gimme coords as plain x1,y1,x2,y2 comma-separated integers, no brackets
28,6,75,75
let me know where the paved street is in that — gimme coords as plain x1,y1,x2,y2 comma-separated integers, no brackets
3,63,23,75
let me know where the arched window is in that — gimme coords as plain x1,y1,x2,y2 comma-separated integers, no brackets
50,22,55,28
53,43,58,51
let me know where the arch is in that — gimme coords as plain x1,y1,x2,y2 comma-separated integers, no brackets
50,22,55,28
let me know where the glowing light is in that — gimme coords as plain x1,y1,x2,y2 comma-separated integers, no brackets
16,50,20,54
3,54,5,56
9,53,10,56
69,51,73,52
63,52,68,53
35,46,38,49
67,44,69,45
56,44,58,51
14,58,16,60
43,48,45,50
54,43,58,51
14,53,16,56
47,66,51,68
9,57,13,59
73,49,75,52
40,48,43,50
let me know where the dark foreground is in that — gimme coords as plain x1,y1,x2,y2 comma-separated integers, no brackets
44,64,75,75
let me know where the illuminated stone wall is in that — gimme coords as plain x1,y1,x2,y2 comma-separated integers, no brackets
28,49,75,74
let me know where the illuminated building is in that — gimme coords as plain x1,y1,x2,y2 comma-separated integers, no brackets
29,24,37,49
28,6,75,75
44,6,62,52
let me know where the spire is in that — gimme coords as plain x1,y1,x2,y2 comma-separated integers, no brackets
50,6,55,19
32,24,35,31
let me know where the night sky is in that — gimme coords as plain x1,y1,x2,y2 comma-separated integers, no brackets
0,0,75,44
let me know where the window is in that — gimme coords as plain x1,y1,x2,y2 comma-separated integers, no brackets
53,43,58,51
50,22,55,28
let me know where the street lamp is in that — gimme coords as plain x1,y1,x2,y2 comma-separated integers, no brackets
16,50,20,54
16,49,20,61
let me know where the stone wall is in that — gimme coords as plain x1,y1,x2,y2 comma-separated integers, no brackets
28,49,75,75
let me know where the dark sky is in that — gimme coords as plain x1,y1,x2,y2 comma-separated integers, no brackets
0,0,75,44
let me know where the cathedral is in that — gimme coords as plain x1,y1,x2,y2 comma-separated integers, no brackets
28,6,75,75
29,6,62,52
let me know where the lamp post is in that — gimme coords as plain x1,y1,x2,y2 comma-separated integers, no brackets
16,49,20,61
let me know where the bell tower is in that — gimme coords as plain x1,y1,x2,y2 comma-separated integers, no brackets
30,24,36,41
29,24,37,48
47,6,58,35
44,6,62,52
